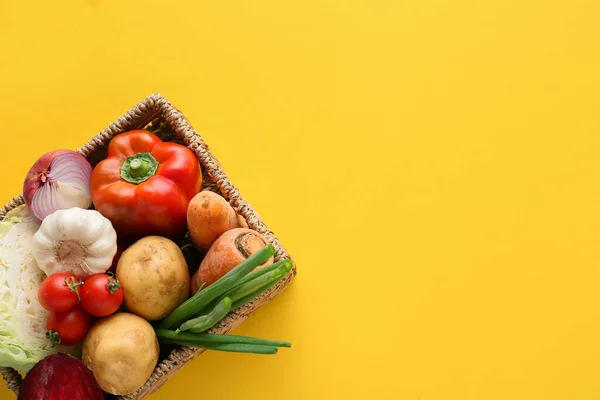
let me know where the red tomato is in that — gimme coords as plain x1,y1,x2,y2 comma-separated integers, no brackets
80,274,124,317
46,305,91,346
38,273,83,312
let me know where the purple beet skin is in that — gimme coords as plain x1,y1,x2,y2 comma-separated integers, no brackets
17,353,103,400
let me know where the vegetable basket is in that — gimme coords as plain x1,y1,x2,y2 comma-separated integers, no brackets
0,94,296,399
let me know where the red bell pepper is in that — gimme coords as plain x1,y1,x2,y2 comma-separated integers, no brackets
91,130,202,241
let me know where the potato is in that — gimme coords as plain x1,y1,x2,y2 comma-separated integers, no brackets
117,236,190,321
82,313,159,395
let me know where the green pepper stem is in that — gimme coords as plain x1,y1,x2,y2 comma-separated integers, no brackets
129,159,148,177
120,152,159,184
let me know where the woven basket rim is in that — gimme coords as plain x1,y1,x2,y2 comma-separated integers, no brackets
0,94,296,399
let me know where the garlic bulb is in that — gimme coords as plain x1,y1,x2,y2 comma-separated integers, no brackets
31,208,117,279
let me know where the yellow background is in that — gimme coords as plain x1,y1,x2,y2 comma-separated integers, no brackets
1,0,600,399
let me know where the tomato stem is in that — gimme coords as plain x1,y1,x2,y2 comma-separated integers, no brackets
46,330,61,347
107,276,121,295
64,277,83,303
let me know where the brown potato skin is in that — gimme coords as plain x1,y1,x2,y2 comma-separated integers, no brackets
117,236,190,321
82,313,159,395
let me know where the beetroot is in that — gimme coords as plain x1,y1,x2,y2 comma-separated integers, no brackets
17,353,103,400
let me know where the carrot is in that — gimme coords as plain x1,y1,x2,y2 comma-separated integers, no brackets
187,191,240,252
190,228,274,294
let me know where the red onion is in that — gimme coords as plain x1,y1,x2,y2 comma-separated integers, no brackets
23,150,93,220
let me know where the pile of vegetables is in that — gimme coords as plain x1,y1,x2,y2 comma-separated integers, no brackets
1,129,292,398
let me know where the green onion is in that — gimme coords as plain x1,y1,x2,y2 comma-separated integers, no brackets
200,259,292,314
198,260,293,315
230,261,292,309
159,340,278,355
233,259,291,287
179,297,232,333
157,244,275,329
155,329,291,348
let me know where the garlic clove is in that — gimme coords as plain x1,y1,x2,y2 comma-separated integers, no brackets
77,212,107,245
85,256,114,273
86,239,117,256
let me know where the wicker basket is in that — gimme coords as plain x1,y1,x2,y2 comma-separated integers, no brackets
0,94,296,399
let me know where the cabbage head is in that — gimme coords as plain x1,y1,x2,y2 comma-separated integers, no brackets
0,205,54,372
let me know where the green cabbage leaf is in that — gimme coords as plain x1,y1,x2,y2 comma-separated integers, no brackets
0,205,55,372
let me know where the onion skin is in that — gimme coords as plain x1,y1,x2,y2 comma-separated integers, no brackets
17,353,103,400
23,150,93,221
23,150,61,204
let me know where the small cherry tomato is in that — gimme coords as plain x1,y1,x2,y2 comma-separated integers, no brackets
80,273,124,317
46,305,91,346
38,273,83,312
